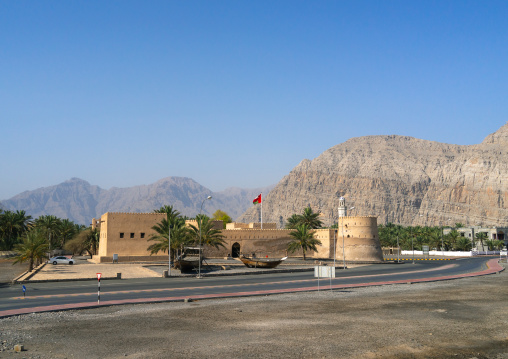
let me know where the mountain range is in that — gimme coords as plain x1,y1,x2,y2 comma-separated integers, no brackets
238,123,508,228
0,177,274,225
4,123,508,228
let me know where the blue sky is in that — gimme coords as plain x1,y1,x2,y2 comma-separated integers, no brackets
1,1,507,200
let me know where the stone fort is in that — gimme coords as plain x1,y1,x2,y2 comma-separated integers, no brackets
92,198,384,263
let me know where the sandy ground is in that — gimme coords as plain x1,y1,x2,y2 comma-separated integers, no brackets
0,258,26,284
0,261,507,358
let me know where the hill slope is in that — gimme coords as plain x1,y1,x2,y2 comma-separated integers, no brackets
238,123,508,228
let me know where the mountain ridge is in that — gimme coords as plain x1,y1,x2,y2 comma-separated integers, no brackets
237,123,508,228
0,177,274,224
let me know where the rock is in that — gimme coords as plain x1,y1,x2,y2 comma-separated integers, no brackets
238,123,508,227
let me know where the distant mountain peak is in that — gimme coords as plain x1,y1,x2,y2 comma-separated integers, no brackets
1,176,273,224
481,122,508,145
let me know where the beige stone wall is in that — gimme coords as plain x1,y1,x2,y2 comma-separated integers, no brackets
98,212,166,258
185,219,224,230
226,222,277,230
205,229,297,258
95,214,383,262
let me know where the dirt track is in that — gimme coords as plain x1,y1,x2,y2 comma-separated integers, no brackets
1,261,508,359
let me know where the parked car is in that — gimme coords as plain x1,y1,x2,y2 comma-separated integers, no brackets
48,256,74,265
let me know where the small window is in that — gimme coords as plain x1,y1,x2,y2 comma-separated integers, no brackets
140,233,145,239
120,233,124,238
130,233,135,238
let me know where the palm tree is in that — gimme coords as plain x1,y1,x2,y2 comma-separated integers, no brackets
148,217,192,261
13,228,48,272
475,232,488,251
446,229,461,250
188,215,226,250
285,207,323,230
57,219,77,249
285,214,301,229
287,224,322,260
455,237,472,251
427,227,443,250
299,207,323,229
0,210,33,250
35,215,61,252
154,205,181,223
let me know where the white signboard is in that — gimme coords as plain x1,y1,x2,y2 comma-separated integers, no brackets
314,266,336,278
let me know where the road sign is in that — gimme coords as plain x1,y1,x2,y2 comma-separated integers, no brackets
22,285,26,293
314,266,335,278
97,273,102,281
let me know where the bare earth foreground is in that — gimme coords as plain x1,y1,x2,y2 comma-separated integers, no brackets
1,262,508,359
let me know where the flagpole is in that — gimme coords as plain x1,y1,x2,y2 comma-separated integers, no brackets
261,193,263,229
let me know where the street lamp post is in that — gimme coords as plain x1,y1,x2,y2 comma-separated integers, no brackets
197,196,212,279
341,212,346,269
168,224,172,277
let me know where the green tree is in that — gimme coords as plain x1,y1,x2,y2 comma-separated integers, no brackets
287,224,322,260
475,232,488,250
188,215,226,250
65,227,100,258
454,237,472,251
299,207,323,229
455,223,465,228
35,215,61,252
285,207,323,230
148,217,192,261
154,205,181,222
483,239,504,251
13,228,48,272
446,229,461,250
149,206,192,262
285,214,302,229
492,240,504,250
0,210,33,250
57,219,77,249
212,209,233,229
427,227,444,250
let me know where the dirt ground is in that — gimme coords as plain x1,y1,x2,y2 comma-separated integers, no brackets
1,262,507,359
0,258,27,283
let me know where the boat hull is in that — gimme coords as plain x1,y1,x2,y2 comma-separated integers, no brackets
238,256,287,269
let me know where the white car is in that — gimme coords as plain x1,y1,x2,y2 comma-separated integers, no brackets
48,256,74,265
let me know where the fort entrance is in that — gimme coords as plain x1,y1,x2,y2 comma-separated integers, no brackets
232,242,241,258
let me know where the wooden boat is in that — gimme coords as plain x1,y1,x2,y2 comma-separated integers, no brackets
238,255,288,269
174,247,202,272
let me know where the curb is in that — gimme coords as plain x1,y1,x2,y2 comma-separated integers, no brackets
384,258,453,261
12,262,47,283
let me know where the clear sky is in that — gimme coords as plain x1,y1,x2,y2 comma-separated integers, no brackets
1,1,507,200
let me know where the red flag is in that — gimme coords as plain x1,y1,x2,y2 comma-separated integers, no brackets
253,194,261,204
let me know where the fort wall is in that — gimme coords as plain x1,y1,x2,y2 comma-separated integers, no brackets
93,213,383,263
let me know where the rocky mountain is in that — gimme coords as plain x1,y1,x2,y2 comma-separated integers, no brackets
238,123,508,228
0,177,274,225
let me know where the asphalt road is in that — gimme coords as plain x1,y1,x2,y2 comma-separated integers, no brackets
0,256,498,317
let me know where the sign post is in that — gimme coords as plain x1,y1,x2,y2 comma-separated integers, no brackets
97,273,102,304
314,266,335,292
500,249,507,263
